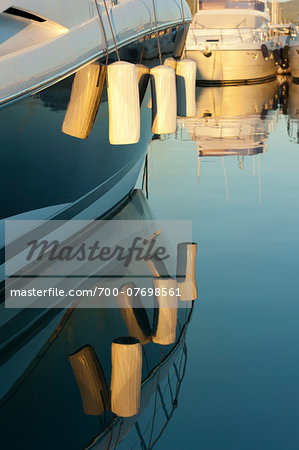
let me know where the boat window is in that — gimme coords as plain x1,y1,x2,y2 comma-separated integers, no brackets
199,0,265,12
3,7,46,22
193,13,268,28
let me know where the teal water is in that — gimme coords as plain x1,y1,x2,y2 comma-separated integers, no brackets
1,79,299,450
136,80,299,449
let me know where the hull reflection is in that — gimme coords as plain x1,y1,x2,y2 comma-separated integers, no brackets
179,81,279,157
0,190,195,450
286,79,299,143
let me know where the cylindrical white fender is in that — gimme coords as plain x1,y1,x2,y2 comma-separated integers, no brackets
69,346,109,416
176,242,198,301
111,337,142,417
150,65,177,135
62,62,106,139
116,283,151,345
152,277,178,346
176,59,197,117
164,57,177,71
107,61,140,145
136,64,150,106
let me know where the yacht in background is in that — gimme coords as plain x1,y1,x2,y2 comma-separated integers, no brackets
185,0,278,84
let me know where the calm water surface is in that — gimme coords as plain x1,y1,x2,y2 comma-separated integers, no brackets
2,78,299,450
137,79,299,450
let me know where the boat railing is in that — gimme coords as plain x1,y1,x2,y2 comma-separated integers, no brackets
269,24,298,42
199,0,266,12
190,26,274,44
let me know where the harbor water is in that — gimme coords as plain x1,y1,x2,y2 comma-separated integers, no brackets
1,78,299,449
136,79,299,450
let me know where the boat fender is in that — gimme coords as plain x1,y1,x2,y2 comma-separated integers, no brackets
176,242,198,301
283,45,289,61
173,24,189,59
62,62,106,139
273,49,280,66
152,277,178,345
69,346,109,415
176,59,197,117
164,57,177,71
135,64,150,106
146,254,169,277
280,45,289,69
116,282,152,345
261,44,269,60
272,93,279,111
150,65,177,134
107,61,140,145
111,337,142,417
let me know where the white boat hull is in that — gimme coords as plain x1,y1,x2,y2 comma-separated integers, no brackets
186,49,276,83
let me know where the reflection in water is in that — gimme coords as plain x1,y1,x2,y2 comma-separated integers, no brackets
152,278,178,346
286,79,299,143
0,190,197,449
177,242,198,302
179,82,279,160
5,53,299,449
111,337,142,418
116,284,152,346
174,82,281,205
137,77,299,450
69,346,109,416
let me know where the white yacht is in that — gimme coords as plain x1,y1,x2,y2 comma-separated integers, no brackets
185,0,278,84
0,0,192,411
0,0,191,305
0,0,190,224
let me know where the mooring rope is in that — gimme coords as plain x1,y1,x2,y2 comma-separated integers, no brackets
179,0,187,60
139,37,146,64
94,0,109,67
103,0,121,61
152,0,162,65
180,0,185,24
